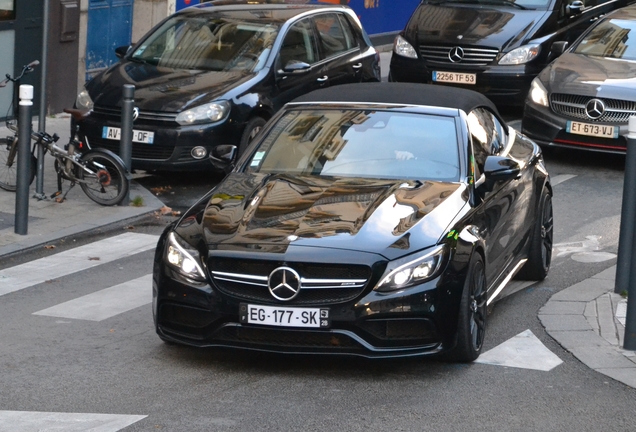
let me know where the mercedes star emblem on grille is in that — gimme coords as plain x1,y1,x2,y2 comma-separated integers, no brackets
132,107,139,122
268,266,301,301
448,46,464,63
585,98,605,120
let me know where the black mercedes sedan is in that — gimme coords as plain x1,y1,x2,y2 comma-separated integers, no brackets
522,5,636,153
75,3,380,171
389,0,635,107
152,83,553,361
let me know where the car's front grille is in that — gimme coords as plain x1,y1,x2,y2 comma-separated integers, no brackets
85,137,176,160
209,258,372,305
419,45,499,65
92,105,178,123
551,94,636,123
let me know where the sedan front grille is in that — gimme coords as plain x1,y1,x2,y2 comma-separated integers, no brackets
550,94,636,123
419,45,499,65
209,258,372,305
92,105,178,123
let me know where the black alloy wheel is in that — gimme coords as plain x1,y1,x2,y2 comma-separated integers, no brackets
517,186,553,281
449,253,487,362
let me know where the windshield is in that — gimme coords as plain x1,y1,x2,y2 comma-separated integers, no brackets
246,109,461,182
130,15,279,72
574,19,636,61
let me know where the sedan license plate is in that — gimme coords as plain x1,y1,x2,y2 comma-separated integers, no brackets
566,121,618,139
102,126,155,144
433,71,476,85
239,303,330,328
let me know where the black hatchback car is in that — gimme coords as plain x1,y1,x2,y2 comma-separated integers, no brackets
75,3,380,171
389,0,635,107
152,83,552,361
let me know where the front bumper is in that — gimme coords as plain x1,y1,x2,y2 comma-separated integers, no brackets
522,101,628,154
389,54,540,107
79,110,243,171
153,254,464,359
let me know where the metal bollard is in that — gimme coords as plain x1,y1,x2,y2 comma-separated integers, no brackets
15,85,34,235
119,84,135,205
624,116,636,350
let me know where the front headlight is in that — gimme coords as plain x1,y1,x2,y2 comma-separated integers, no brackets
529,77,549,107
498,44,541,65
175,100,231,126
393,35,418,59
165,232,206,281
76,89,93,111
374,245,446,293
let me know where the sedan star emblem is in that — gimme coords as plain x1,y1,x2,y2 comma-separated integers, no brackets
585,98,605,120
448,46,464,63
268,266,301,301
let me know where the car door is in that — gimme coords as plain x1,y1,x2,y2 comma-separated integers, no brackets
272,17,328,110
312,12,365,86
469,108,528,289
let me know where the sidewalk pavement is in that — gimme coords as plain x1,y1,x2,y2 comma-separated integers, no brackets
0,113,165,258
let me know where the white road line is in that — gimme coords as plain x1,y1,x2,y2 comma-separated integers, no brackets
33,274,153,321
0,233,158,297
551,174,577,187
476,329,563,371
0,411,146,432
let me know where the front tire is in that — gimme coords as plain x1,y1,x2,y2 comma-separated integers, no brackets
78,151,129,206
238,117,266,156
516,186,553,281
0,138,36,191
449,253,487,362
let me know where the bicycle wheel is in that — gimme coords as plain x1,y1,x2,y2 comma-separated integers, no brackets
78,150,129,206
0,137,36,191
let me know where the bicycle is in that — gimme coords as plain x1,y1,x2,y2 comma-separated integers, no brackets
0,62,130,206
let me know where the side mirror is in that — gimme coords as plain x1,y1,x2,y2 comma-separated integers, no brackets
210,145,237,172
115,45,132,59
549,41,569,61
278,61,311,75
483,156,521,182
566,0,584,15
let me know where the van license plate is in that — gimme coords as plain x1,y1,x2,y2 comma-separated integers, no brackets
433,71,476,85
102,126,155,144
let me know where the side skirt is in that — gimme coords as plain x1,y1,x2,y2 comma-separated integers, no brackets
486,258,528,306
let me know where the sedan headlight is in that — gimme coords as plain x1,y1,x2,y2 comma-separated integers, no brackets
76,89,94,111
176,101,231,126
165,232,206,281
529,78,549,107
393,35,418,59
498,44,541,65
374,245,445,292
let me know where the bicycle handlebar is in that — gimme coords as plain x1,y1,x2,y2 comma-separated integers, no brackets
0,60,40,88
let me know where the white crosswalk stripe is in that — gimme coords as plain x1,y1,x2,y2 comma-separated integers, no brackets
0,411,147,432
0,233,158,297
33,274,153,321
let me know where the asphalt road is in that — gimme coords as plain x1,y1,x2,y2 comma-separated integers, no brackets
1,140,634,431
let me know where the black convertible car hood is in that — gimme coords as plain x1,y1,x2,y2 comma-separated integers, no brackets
407,3,548,50
179,173,467,260
539,53,636,101
86,60,256,111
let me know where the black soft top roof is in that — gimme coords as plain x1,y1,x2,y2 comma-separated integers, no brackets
291,82,505,125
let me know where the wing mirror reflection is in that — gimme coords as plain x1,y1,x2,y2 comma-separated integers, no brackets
209,145,237,172
566,0,584,15
549,41,569,61
278,61,311,75
483,156,521,181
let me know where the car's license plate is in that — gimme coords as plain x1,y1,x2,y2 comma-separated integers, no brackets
566,121,618,139
239,303,330,328
102,126,155,144
433,71,476,85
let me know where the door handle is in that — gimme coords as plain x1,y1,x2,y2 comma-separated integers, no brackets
317,76,328,82
352,63,363,69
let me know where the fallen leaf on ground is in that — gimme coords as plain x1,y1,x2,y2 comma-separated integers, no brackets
88,257,100,261
44,245,56,249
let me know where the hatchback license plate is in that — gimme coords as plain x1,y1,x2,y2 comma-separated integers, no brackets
239,303,330,328
102,126,155,144
433,71,476,85
566,121,618,139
